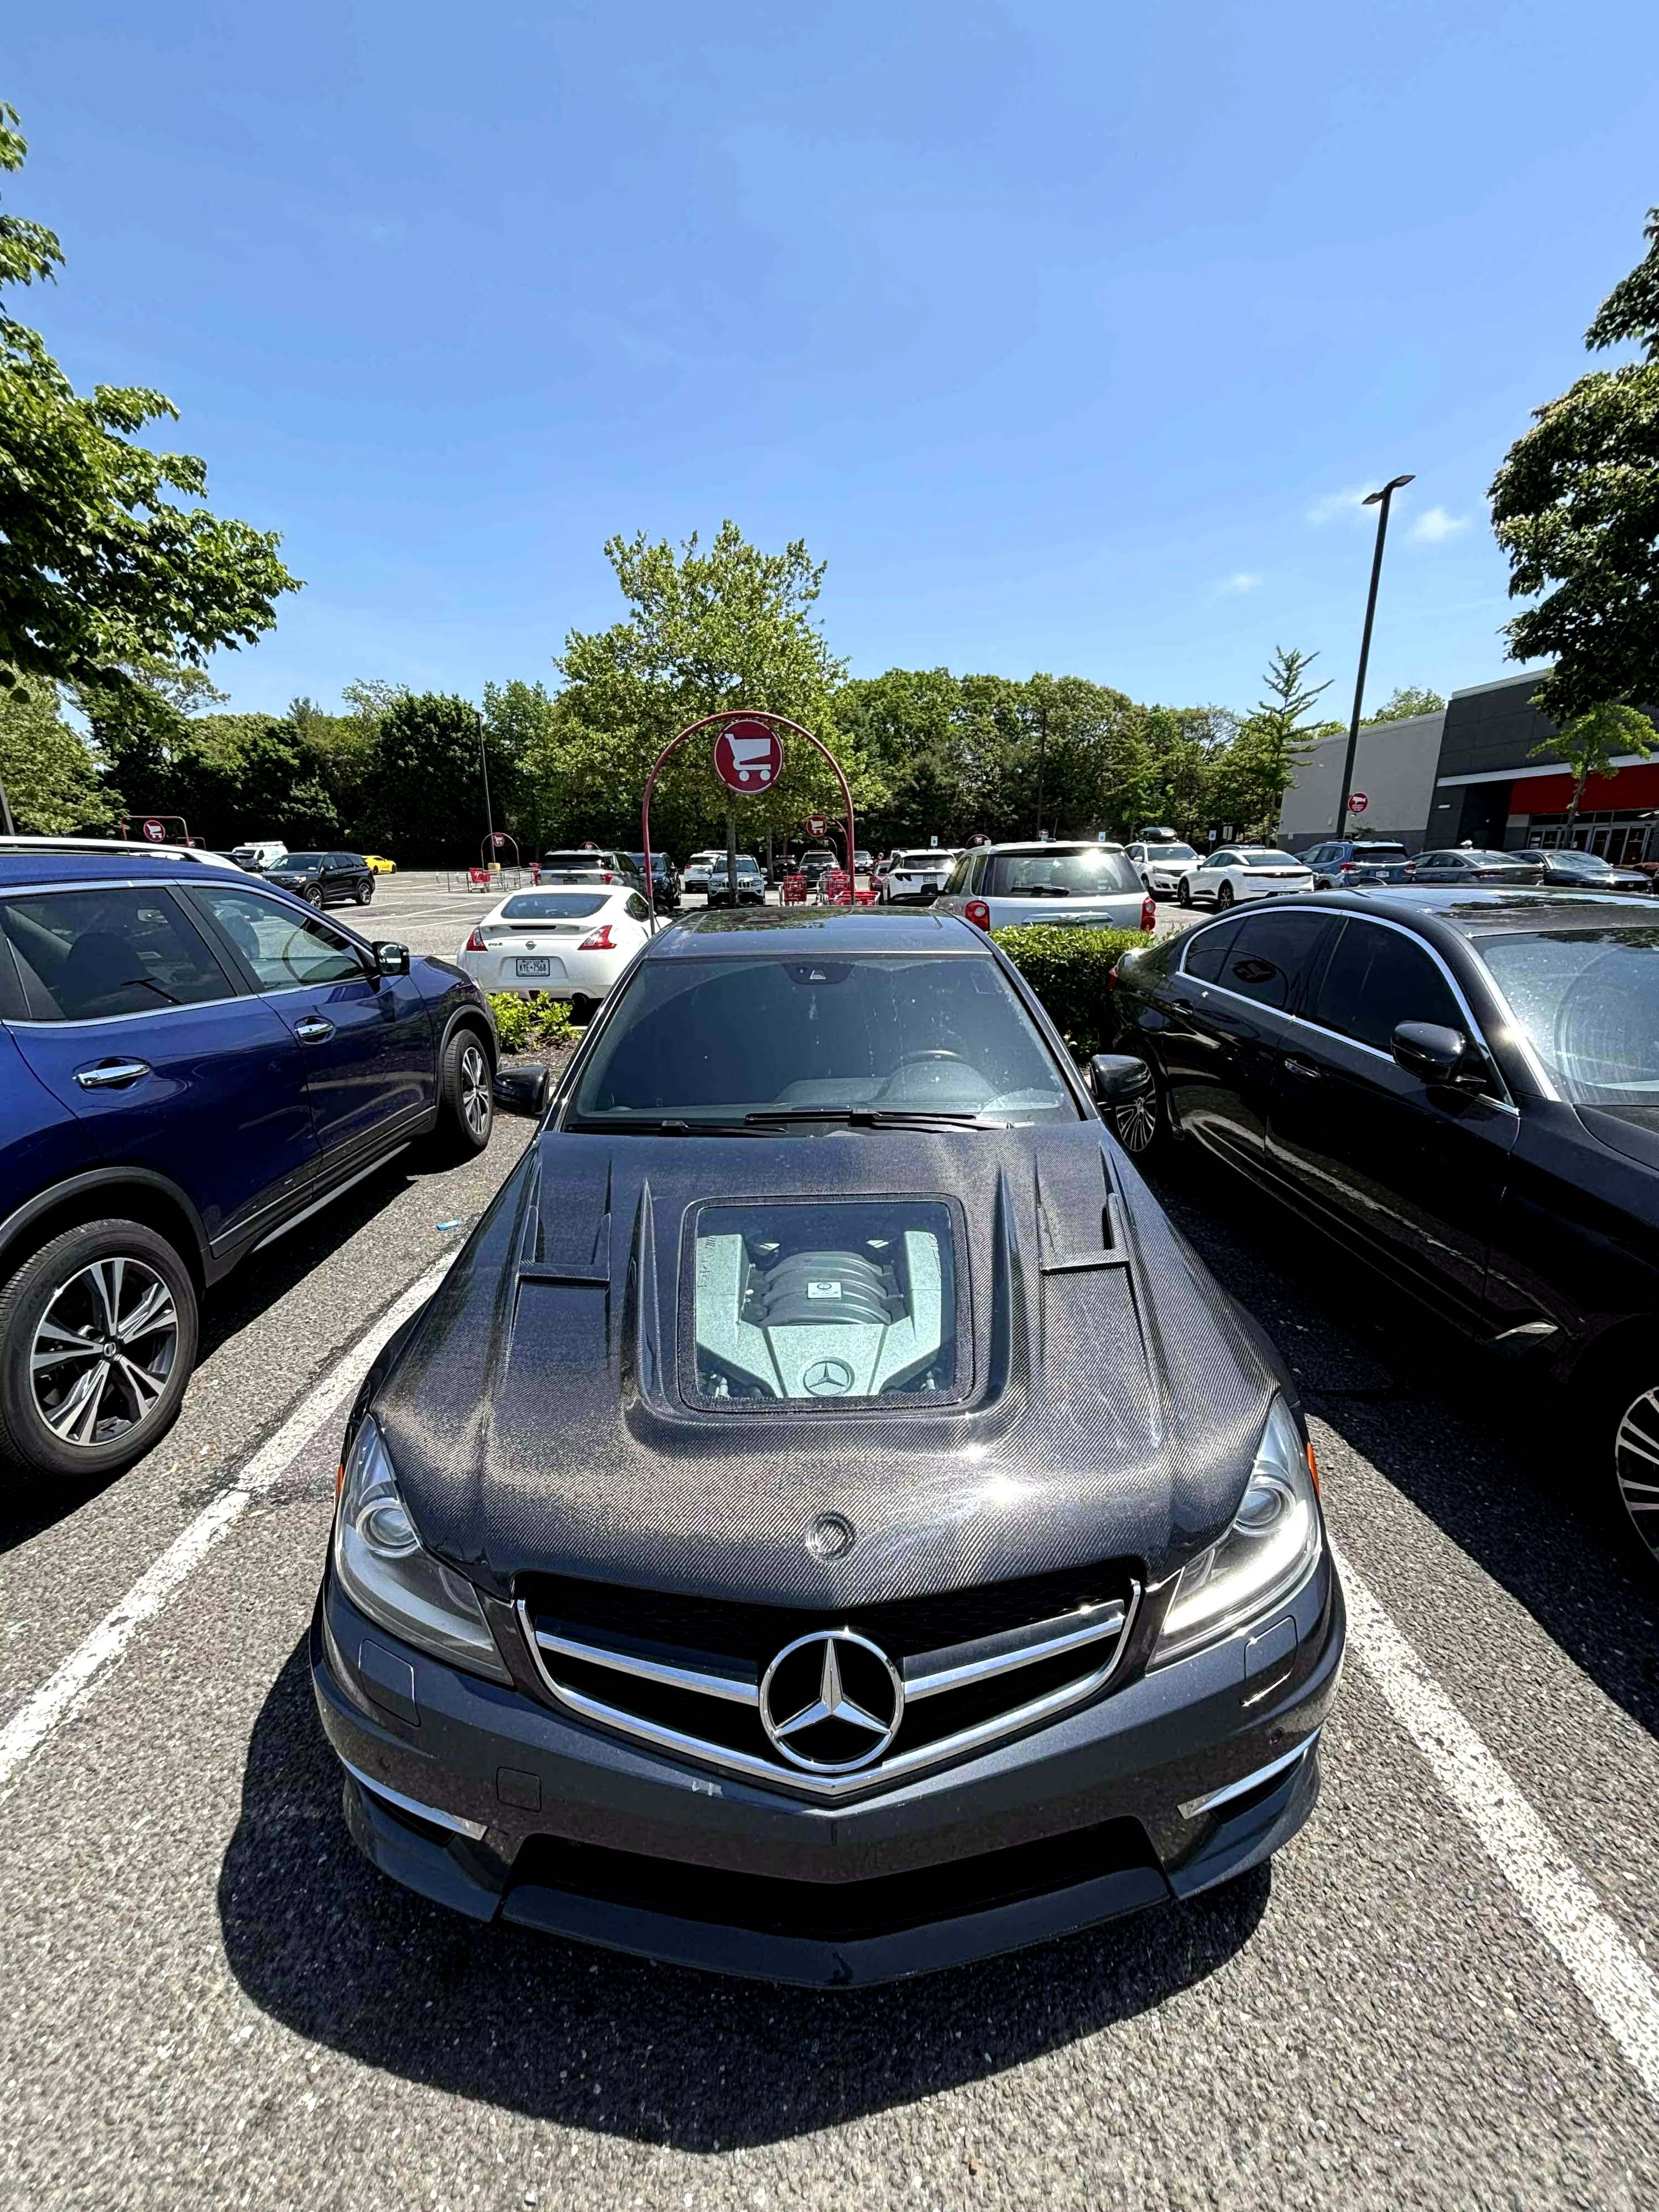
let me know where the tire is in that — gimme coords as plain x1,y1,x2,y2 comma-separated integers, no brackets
571,994,599,1025
355,880,373,905
0,1219,199,1483
304,885,324,908
1177,879,1192,907
433,1027,493,1159
1107,1055,1167,1161
1216,881,1235,909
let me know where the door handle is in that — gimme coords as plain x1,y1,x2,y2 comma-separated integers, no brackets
1283,1057,1323,1080
74,1058,152,1090
294,1017,335,1043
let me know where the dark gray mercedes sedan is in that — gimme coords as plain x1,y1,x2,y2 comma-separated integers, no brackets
310,907,1343,1985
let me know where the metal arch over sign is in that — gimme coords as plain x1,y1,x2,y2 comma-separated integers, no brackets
640,709,857,934
713,718,784,794
1348,792,1369,815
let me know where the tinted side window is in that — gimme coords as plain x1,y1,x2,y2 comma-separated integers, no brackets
1213,912,1335,1011
192,885,365,989
0,889,232,1021
942,855,971,895
1181,917,1242,982
1307,921,1465,1052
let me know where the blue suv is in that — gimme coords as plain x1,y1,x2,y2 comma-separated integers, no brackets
0,849,504,1488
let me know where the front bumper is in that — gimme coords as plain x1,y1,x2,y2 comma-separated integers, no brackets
311,1550,1343,1985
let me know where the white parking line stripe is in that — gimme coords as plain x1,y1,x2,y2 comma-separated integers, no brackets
1337,1544,1659,2103
0,1251,456,1800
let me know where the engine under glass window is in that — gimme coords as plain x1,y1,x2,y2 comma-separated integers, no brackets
691,1202,959,1405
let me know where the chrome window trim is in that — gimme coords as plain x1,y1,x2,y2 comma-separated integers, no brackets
3,994,248,1030
517,1582,1140,1802
1175,907,1522,1109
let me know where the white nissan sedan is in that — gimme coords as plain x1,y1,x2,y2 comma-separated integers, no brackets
1175,847,1316,909
459,885,655,1009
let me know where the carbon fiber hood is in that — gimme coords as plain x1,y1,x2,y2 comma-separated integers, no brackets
374,1123,1280,1608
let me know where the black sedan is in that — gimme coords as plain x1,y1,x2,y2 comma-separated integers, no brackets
263,849,375,908
627,852,681,913
1521,848,1653,896
1108,888,1659,1571
1405,848,1543,886
310,907,1342,1983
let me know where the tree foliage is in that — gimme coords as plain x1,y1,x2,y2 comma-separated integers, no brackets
0,672,115,832
551,521,874,852
0,105,300,693
1528,700,1659,832
1364,685,1445,724
1491,206,1659,721
1207,647,1335,839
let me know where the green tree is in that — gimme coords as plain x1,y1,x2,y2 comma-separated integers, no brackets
551,522,873,854
0,104,300,698
1491,207,1659,721
0,672,117,831
359,692,497,867
1209,648,1334,838
1364,685,1445,724
1529,700,1659,838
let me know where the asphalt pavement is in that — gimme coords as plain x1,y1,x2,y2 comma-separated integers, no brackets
2,872,1658,2210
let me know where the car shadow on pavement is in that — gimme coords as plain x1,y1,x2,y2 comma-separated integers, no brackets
1144,1152,1659,1743
218,1640,1269,2148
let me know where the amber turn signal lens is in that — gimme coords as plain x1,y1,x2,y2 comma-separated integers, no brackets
1305,1439,1320,1494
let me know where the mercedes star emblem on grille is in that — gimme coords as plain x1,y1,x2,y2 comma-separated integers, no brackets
758,1630,904,1772
802,1358,855,1396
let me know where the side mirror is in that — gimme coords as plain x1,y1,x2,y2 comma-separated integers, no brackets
1088,1053,1155,1107
371,941,410,977
1391,1021,1486,1089
493,1066,550,1119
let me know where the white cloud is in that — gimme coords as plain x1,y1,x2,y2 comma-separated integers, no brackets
1410,505,1470,544
1307,487,1369,525
1219,572,1264,594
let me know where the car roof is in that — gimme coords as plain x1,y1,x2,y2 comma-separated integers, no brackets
1296,885,1659,937
646,906,983,957
971,841,1115,855
0,847,247,888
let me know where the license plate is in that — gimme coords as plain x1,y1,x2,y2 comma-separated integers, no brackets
515,957,550,978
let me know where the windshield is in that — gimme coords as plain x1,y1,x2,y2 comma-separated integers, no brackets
1243,851,1305,869
1540,851,1616,875
1477,927,1659,1107
1147,844,1197,862
499,893,608,921
571,953,1079,1126
989,849,1140,896
275,852,323,868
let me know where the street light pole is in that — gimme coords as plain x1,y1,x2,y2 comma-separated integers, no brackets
1334,474,1414,834
478,714,496,866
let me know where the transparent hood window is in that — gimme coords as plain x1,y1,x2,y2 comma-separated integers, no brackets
692,1202,959,1405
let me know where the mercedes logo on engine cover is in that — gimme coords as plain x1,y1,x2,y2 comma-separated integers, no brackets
802,1358,854,1396
759,1630,904,1772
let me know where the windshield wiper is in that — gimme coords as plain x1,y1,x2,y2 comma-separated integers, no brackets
743,1108,1003,1130
563,1115,774,1137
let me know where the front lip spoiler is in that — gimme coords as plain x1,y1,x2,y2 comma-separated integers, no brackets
1177,1732,1319,1819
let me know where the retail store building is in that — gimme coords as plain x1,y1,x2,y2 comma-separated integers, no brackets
1429,671,1659,859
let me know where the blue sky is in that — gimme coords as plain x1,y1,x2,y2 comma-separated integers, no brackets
8,1,1659,717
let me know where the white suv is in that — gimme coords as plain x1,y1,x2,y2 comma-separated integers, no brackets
881,849,961,903
1127,839,1199,898
934,843,1153,932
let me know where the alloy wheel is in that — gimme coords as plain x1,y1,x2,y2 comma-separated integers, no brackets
30,1258,178,1449
1614,1386,1659,1558
1217,883,1234,909
460,1044,491,1139
1114,1086,1159,1155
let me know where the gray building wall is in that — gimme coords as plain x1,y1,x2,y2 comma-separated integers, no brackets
1276,709,1444,853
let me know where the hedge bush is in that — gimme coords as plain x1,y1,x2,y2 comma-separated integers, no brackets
990,924,1151,1058
488,992,577,1054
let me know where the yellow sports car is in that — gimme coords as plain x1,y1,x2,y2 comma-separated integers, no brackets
363,855,397,874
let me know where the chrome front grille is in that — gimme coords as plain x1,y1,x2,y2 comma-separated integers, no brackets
517,1566,1140,1801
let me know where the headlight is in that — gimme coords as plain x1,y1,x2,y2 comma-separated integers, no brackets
1151,1397,1322,1666
332,1418,510,1683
